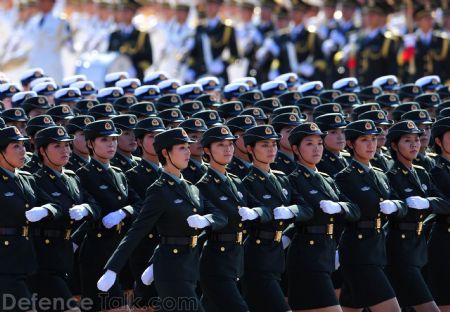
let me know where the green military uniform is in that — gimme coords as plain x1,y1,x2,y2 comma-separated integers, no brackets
105,128,227,312
335,120,407,309
75,120,141,311
385,120,450,308
0,127,60,311
241,125,312,312
271,151,296,174
428,117,450,305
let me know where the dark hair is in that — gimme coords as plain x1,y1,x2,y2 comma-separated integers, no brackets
245,142,256,162
156,145,174,166
433,133,445,155
202,143,212,163
0,143,8,153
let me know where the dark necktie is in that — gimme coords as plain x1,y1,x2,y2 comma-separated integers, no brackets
268,173,282,194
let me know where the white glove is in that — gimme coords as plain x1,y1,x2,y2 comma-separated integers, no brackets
186,214,210,229
298,62,315,77
210,60,225,75
141,264,154,286
102,209,126,229
281,235,291,250
25,207,49,222
335,250,340,270
322,39,337,57
72,243,78,253
69,205,89,221
184,69,196,83
319,200,342,215
379,200,398,215
330,29,346,47
238,207,259,221
403,33,416,48
273,206,294,220
97,270,117,292
406,196,430,210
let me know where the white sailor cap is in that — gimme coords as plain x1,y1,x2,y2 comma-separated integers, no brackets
232,77,258,90
297,80,324,96
62,74,87,88
32,81,59,95
223,82,249,99
332,77,359,92
372,75,399,90
97,87,124,103
104,72,129,87
116,78,141,92
143,71,169,85
54,87,82,103
260,80,287,97
196,76,221,91
70,80,97,95
29,77,55,90
20,68,45,85
176,84,204,100
415,75,442,91
0,83,22,98
12,91,37,106
135,85,161,100
158,79,182,93
274,72,299,87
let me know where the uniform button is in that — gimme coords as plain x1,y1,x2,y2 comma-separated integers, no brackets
25,204,29,208
279,221,283,226
401,234,406,239
117,196,122,200
45,239,50,244
97,233,102,238
330,217,334,222
256,239,261,245
238,223,243,228
243,230,247,234
148,234,154,239
4,241,9,246
379,198,383,202
220,247,225,252
70,220,74,225
358,234,363,239
448,228,450,233
377,213,381,218
309,240,314,245
192,208,197,213
419,214,423,219
173,249,178,254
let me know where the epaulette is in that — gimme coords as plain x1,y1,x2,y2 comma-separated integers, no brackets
77,165,89,173
343,166,352,174
228,172,238,179
433,30,448,39
154,179,164,187
426,152,437,158
373,166,384,172
341,150,351,157
271,170,285,176
111,166,122,172
318,171,330,177
245,174,256,182
412,164,425,171
17,170,32,175
63,169,76,176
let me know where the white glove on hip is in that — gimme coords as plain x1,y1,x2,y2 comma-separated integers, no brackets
379,200,398,215
238,207,259,221
281,235,291,250
97,270,117,292
319,200,342,215
298,62,315,77
273,206,294,220
102,209,126,229
69,205,89,221
210,60,225,75
25,207,49,222
406,196,430,210
186,214,210,229
141,264,154,286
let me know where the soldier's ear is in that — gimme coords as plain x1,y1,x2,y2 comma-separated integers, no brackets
390,141,398,153
291,144,299,157
346,140,353,150
434,137,442,149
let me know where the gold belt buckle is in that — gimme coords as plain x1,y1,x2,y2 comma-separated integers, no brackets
274,231,282,242
375,218,381,230
64,229,72,240
190,235,198,248
417,221,423,235
22,226,29,237
326,224,334,236
236,232,243,244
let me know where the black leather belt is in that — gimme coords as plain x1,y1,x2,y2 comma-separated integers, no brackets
160,235,198,248
30,229,72,240
390,222,424,235
351,218,382,230
251,230,283,242
209,232,243,244
0,226,28,237
298,224,334,235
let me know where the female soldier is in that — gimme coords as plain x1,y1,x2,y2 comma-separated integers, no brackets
288,122,359,312
75,120,141,312
28,126,100,312
385,120,450,312
0,126,59,312
429,117,450,310
335,120,405,311
98,128,226,312
241,125,313,312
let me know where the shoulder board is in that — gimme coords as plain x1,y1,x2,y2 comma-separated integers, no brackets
271,170,285,176
343,166,352,174
110,166,122,172
17,170,32,176
372,166,384,172
426,152,437,157
341,150,351,157
127,168,138,174
412,164,425,171
228,172,238,179
244,174,255,182
77,165,89,173
63,169,76,176
318,171,330,177
154,179,164,187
